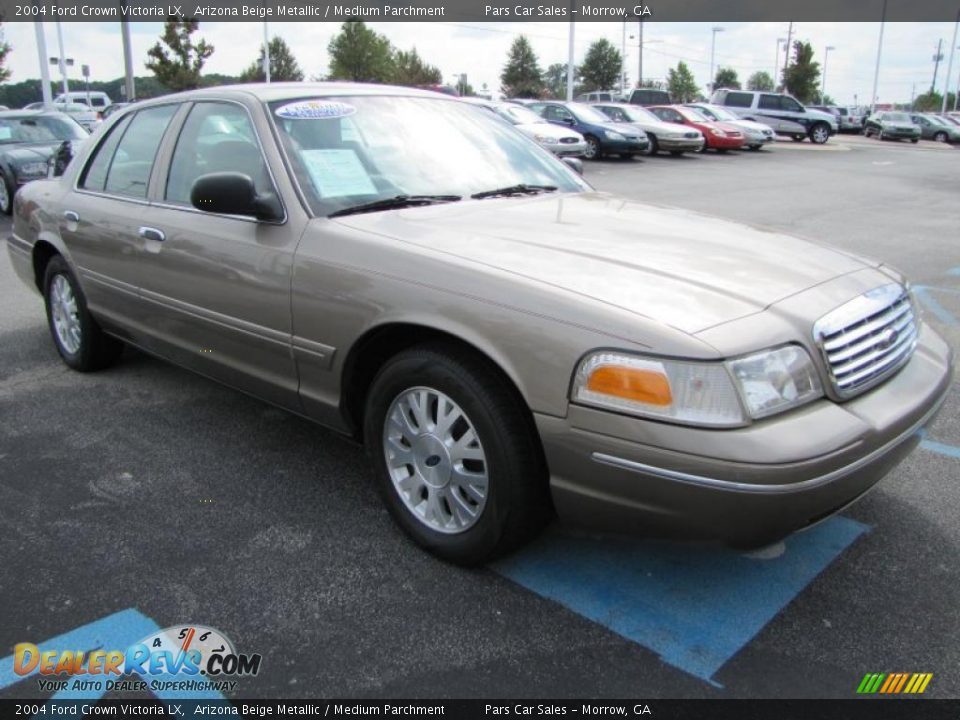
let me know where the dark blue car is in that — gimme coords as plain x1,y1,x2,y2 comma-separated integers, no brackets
527,101,649,160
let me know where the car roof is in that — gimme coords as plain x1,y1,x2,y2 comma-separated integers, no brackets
0,109,64,119
132,81,456,109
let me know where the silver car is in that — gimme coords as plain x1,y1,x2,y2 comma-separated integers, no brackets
8,84,953,565
591,103,705,155
465,98,587,157
685,103,776,149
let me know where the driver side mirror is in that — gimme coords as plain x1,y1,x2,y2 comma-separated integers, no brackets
561,116,575,126
190,172,282,221
562,157,583,175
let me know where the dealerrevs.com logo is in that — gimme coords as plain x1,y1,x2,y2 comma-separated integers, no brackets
14,624,261,694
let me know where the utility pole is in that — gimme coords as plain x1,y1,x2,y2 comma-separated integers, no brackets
783,22,794,83
931,38,944,93
638,20,644,87
620,20,627,95
566,13,575,101
870,0,887,113
55,21,69,97
34,22,53,109
941,12,958,112
774,37,786,89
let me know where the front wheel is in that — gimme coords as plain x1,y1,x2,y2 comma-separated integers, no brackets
643,135,659,156
43,255,123,371
363,344,550,565
911,138,920,144
809,124,831,144
0,170,14,215
583,135,601,160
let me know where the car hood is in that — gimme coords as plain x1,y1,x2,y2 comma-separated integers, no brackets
620,120,699,138
332,192,876,335
729,119,773,133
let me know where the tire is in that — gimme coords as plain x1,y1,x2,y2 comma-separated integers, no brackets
809,123,831,144
791,134,805,142
363,344,550,565
697,140,709,153
748,145,761,151
669,150,684,156
43,255,123,372
877,129,884,141
583,135,601,160
716,148,729,154
618,153,636,160
643,135,659,156
934,131,947,143
0,170,14,216
911,138,919,144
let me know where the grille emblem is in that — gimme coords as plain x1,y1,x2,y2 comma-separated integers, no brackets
876,327,898,350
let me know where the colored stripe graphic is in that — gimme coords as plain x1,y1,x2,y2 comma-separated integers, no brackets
858,672,932,694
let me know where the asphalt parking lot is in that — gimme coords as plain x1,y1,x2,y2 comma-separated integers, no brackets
1,133,958,701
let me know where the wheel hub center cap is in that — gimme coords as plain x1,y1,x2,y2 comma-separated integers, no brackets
414,434,451,488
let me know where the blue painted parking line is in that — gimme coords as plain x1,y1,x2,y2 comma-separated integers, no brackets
0,608,226,704
494,516,868,687
948,267,960,277
914,285,958,327
918,429,960,459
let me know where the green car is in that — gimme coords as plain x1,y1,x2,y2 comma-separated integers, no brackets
863,112,921,142
910,113,960,143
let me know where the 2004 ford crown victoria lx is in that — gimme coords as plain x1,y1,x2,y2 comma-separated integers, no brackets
7,84,953,565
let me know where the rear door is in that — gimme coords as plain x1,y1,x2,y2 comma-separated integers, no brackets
62,103,180,337
135,99,302,409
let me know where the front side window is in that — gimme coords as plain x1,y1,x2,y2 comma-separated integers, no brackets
80,105,176,198
165,102,271,206
270,95,585,217
781,97,803,112
758,94,781,110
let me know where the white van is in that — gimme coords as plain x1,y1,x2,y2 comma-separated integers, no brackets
53,91,112,113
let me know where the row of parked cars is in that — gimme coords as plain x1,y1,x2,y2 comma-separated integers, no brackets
863,110,960,144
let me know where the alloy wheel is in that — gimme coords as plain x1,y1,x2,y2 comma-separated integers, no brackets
382,387,489,534
50,274,82,354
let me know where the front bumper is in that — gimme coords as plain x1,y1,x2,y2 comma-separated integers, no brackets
745,132,775,147
535,324,953,547
546,140,588,157
705,134,745,149
657,137,704,152
602,137,650,154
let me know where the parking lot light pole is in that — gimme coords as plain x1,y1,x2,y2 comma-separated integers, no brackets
262,22,271,83
870,0,887,114
942,12,958,113
55,21,69,97
566,17,575,101
33,22,54,109
821,45,835,103
709,26,724,95
774,37,786,89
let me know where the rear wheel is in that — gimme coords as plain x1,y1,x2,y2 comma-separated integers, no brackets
911,138,920,144
363,344,550,565
934,131,948,143
809,123,831,144
0,170,14,215
43,255,123,372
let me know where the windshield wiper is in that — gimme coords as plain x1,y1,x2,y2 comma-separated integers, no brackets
471,184,558,200
328,194,462,218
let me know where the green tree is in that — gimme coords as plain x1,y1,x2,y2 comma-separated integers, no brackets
0,22,11,84
240,37,303,83
667,61,700,103
579,38,621,93
327,21,394,83
746,70,775,91
912,90,956,111
542,62,576,99
145,18,214,92
500,35,543,98
713,66,740,91
391,47,442,86
782,40,821,104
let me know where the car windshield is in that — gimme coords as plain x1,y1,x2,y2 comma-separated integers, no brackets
616,105,659,123
568,103,612,124
269,95,586,217
679,107,709,122
58,103,92,113
698,105,737,121
884,112,911,122
495,104,546,125
925,115,948,126
0,114,88,144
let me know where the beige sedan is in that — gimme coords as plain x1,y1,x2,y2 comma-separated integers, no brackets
7,84,953,565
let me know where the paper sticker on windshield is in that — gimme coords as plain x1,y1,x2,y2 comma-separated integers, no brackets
0,126,10,140
275,100,356,121
300,148,376,198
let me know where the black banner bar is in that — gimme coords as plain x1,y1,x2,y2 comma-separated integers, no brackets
3,0,960,22
1,699,959,720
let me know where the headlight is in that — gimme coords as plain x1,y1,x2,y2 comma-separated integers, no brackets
572,352,746,427
710,128,727,137
572,346,823,427
727,345,823,420
17,161,48,177
535,135,559,144
604,130,625,140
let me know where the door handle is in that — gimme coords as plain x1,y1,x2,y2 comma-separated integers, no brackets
63,210,80,223
138,226,165,243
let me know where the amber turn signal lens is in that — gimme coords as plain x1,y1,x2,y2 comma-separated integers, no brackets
586,366,673,406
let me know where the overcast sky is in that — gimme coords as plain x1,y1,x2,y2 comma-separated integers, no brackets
5,21,959,105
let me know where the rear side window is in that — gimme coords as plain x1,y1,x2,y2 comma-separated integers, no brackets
79,114,134,191
104,105,176,198
722,92,753,108
165,102,270,205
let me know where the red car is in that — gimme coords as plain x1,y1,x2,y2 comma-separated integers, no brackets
648,105,746,152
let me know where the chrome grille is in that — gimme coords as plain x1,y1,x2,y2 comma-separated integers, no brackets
813,284,919,398
559,137,578,144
